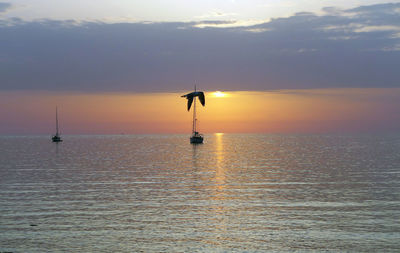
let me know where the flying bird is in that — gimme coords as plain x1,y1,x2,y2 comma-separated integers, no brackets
181,91,205,111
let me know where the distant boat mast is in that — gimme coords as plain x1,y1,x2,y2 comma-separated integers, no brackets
52,106,63,142
56,106,59,136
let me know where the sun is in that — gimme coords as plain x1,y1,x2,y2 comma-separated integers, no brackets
212,91,227,98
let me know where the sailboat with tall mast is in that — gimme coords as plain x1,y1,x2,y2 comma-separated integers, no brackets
181,86,206,144
52,107,63,142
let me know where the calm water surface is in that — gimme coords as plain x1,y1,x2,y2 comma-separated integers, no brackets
1,134,399,252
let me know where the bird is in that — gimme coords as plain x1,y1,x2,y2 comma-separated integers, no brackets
181,91,205,111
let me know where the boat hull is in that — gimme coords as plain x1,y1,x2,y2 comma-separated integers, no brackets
52,135,62,142
190,135,203,144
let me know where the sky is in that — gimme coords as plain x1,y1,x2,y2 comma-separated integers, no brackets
0,1,399,134
2,0,400,23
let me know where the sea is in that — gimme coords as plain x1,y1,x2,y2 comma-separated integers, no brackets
0,134,399,252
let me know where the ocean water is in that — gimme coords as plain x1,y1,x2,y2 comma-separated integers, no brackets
0,134,399,252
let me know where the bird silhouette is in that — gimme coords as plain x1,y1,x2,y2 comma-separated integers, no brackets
181,91,205,111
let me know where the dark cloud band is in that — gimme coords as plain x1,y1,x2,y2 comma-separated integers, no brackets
0,3,399,92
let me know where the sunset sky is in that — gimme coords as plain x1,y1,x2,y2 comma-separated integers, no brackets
0,1,399,134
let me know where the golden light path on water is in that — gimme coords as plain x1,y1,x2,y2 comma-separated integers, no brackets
215,132,226,192
210,132,228,243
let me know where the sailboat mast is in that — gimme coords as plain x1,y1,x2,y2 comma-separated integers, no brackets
193,96,197,134
56,106,59,135
192,85,197,134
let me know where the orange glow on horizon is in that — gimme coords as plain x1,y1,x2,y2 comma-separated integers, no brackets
0,88,399,134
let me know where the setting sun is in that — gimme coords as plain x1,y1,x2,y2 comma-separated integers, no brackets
211,91,227,98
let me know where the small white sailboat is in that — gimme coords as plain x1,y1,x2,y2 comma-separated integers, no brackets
52,107,62,142
181,86,206,144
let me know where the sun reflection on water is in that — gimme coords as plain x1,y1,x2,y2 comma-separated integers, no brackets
210,132,229,242
215,133,226,191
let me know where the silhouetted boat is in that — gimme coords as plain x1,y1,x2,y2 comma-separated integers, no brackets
181,86,205,144
52,107,62,142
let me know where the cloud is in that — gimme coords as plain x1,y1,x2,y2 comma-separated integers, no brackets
193,19,267,28
0,3,399,92
382,44,400,51
0,2,11,13
346,3,400,15
322,7,343,16
353,25,400,33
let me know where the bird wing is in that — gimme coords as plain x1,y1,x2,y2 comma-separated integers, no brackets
187,96,194,111
181,91,194,98
198,92,205,106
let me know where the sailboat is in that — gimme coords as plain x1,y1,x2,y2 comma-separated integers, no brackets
181,86,206,144
52,107,63,142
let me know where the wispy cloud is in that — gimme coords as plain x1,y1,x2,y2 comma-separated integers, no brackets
353,25,400,33
193,19,267,28
382,44,400,51
243,27,271,33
